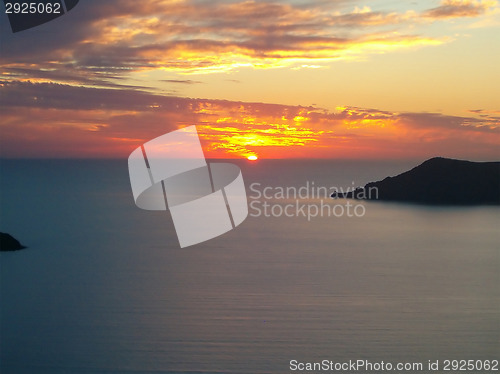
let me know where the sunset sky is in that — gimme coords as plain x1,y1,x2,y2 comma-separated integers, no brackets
0,0,499,159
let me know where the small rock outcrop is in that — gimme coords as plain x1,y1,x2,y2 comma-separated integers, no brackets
0,233,27,251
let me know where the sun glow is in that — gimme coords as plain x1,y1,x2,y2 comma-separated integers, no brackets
247,155,258,161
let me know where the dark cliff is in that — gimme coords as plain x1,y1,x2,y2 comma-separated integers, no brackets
332,157,500,205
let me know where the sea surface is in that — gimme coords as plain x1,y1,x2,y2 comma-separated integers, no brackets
1,159,499,374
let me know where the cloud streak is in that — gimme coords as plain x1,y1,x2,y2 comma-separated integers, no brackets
423,0,497,19
1,81,498,159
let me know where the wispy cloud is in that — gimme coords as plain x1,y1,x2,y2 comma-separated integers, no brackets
423,0,497,19
161,79,204,84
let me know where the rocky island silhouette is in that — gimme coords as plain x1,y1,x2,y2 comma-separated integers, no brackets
331,157,500,205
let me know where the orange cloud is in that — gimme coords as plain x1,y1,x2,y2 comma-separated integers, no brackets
423,0,497,19
1,82,498,160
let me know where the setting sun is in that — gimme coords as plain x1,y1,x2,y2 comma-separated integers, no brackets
247,155,258,161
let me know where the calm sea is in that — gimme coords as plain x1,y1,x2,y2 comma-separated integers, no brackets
1,159,498,374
